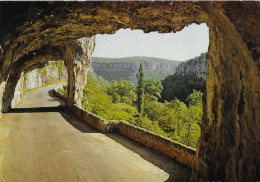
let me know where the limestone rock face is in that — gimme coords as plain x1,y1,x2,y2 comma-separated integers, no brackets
25,70,43,90
0,2,259,181
91,55,207,83
0,81,6,118
92,61,178,82
11,72,24,108
5,61,67,110
175,53,208,80
63,37,95,107
191,3,260,181
25,61,67,90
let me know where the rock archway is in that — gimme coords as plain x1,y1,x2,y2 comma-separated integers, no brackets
0,2,259,181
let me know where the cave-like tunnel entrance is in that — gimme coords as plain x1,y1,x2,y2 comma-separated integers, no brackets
0,2,259,181
82,24,209,150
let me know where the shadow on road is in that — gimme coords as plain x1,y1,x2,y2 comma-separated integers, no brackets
48,89,98,133
48,89,191,181
59,110,98,133
9,106,63,113
105,133,191,182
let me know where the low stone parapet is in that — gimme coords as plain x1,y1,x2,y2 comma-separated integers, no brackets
53,86,196,169
53,86,119,133
117,121,196,168
53,87,67,101
71,104,119,133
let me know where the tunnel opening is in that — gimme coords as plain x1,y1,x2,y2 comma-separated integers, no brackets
23,60,67,92
57,23,209,149
7,60,67,111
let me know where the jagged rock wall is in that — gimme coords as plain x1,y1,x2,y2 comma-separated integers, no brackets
63,37,95,107
0,81,6,118
25,61,67,90
175,53,208,80
91,54,207,83
25,70,43,90
11,72,24,108
92,61,177,82
1,45,64,112
191,3,260,181
10,61,67,109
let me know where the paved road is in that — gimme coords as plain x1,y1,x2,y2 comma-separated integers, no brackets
0,85,191,182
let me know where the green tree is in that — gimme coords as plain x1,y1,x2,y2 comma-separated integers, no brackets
186,89,203,107
161,73,206,103
167,99,188,138
58,72,203,148
136,63,144,113
144,78,163,100
108,79,137,105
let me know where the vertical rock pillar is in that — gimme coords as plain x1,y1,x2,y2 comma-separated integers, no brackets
63,37,95,108
191,5,260,182
1,57,26,113
1,67,23,112
0,81,7,118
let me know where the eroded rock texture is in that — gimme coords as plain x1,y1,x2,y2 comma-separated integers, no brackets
0,2,259,181
1,45,63,112
91,60,178,83
191,3,260,182
175,53,208,80
11,72,24,109
25,61,67,90
63,37,95,107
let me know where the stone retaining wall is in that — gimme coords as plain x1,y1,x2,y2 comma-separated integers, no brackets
53,87,196,169
117,121,195,168
71,104,119,133
53,87,119,132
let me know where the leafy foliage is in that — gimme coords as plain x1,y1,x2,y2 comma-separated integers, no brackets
59,73,203,148
57,85,67,95
160,73,206,103
108,79,137,105
137,63,145,113
144,70,173,81
144,78,163,100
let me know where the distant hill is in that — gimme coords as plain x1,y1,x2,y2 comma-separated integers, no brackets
90,55,208,83
92,56,180,65
91,57,181,82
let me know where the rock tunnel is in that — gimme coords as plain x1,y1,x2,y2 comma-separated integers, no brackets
0,1,259,181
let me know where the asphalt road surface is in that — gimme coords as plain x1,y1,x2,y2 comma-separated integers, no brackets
0,84,191,182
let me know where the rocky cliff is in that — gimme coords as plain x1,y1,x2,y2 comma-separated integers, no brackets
24,61,67,90
91,57,179,83
11,61,67,108
175,53,208,80
91,54,208,83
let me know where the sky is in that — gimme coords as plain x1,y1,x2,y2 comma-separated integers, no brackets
92,23,209,62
